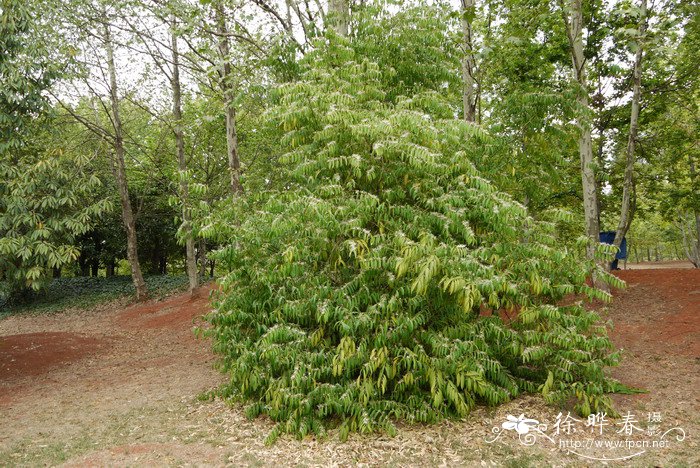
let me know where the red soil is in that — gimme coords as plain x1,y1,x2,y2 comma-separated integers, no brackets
117,287,213,330
611,268,700,357
1,270,696,393
0,286,215,410
0,332,106,380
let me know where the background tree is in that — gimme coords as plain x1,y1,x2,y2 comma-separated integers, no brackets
612,0,647,248
0,0,109,294
561,0,601,261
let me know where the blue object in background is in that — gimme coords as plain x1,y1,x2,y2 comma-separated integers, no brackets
600,231,627,270
599,231,627,259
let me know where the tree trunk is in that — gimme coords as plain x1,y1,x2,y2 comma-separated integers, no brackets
614,0,646,250
215,6,243,196
79,254,89,276
328,0,349,36
103,19,148,301
460,0,477,123
91,233,101,277
170,20,199,293
595,119,605,228
564,0,600,262
106,258,115,277
199,239,207,278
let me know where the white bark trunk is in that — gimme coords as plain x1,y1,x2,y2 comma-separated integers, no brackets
328,0,349,36
565,0,600,261
215,6,243,196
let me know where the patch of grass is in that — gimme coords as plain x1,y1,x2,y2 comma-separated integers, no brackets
0,275,193,318
504,453,547,468
0,434,96,467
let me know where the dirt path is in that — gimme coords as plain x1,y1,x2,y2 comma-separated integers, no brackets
0,289,221,465
623,260,696,270
1,270,698,466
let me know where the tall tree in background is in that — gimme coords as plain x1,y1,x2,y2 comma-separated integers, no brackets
613,0,647,249
214,4,243,196
169,13,198,292
100,12,148,300
328,0,349,36
562,0,600,260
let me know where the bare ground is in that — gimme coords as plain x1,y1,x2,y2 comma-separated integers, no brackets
623,260,696,270
1,268,698,467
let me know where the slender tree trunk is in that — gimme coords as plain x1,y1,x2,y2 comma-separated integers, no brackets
215,6,243,196
92,233,101,277
460,0,477,123
170,20,198,293
594,113,605,228
199,239,207,278
79,255,89,276
103,19,148,301
328,0,349,36
564,0,600,261
614,0,646,250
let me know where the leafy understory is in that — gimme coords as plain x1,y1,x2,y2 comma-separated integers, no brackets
204,39,625,443
1,274,192,317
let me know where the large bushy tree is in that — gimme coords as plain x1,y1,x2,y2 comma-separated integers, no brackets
205,38,623,442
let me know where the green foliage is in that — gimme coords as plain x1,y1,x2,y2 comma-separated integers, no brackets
0,0,110,292
204,38,622,443
474,0,580,214
353,3,461,103
0,144,110,290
